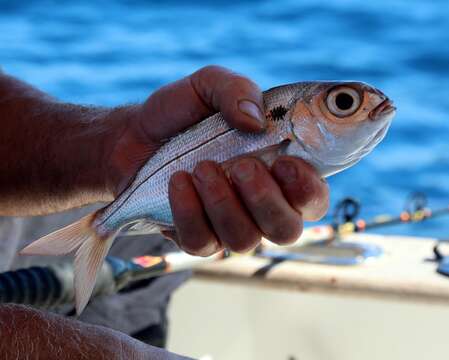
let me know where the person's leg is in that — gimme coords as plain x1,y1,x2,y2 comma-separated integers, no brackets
132,305,169,348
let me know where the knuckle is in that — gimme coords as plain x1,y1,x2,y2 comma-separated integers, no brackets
203,182,230,207
193,165,231,207
261,201,284,219
190,66,232,104
225,75,258,94
247,183,270,205
173,204,198,224
232,160,272,205
169,171,190,191
193,160,217,180
208,194,229,208
193,65,234,89
195,159,215,169
198,64,229,76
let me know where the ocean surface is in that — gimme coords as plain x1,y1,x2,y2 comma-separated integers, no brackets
1,0,449,238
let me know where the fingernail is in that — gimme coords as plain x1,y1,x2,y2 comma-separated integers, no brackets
302,197,329,222
275,160,298,183
238,100,266,128
232,159,256,182
171,172,190,191
201,240,221,257
194,162,219,183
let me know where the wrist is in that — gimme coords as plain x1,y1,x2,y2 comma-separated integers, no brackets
100,104,147,197
0,72,149,215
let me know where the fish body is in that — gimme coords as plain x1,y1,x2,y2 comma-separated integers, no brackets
100,84,294,231
22,81,396,313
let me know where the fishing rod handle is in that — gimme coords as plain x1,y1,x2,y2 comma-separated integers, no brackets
0,266,61,307
0,259,119,308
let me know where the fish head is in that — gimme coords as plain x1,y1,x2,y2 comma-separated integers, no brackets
285,81,395,177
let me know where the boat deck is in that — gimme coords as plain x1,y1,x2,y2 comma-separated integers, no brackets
192,233,449,303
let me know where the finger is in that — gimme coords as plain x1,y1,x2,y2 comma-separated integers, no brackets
271,157,330,221
141,65,266,141
162,228,225,255
230,158,303,245
192,161,262,253
191,65,266,133
168,171,221,256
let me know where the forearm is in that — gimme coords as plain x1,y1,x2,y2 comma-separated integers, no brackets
0,304,157,359
0,73,128,216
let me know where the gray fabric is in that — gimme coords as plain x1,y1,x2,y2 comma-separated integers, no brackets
0,204,191,335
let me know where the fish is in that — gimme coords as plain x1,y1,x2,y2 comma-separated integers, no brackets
21,81,396,314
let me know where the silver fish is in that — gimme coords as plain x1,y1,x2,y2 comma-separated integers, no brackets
22,81,396,313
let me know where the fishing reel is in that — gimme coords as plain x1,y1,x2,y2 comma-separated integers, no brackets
331,197,362,239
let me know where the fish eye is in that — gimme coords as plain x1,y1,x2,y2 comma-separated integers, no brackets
326,86,361,117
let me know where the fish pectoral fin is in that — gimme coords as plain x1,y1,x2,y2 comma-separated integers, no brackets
221,140,290,175
20,210,117,315
123,220,172,236
160,228,178,241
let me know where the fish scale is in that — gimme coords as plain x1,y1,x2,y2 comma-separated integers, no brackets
99,84,298,230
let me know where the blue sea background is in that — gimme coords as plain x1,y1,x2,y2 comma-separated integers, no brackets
1,0,449,238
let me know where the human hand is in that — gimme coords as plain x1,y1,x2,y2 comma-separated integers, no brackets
106,66,329,256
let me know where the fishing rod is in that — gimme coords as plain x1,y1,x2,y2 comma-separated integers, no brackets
2,192,448,307
0,250,228,309
257,192,449,265
279,192,449,246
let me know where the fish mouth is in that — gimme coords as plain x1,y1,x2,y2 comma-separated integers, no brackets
369,99,396,121
367,123,389,149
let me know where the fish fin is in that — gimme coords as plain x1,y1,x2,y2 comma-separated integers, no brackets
20,212,98,256
250,141,288,166
124,220,172,236
74,229,116,315
20,211,117,315
221,141,289,178
160,229,178,241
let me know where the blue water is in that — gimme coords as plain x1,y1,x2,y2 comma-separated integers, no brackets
1,0,449,237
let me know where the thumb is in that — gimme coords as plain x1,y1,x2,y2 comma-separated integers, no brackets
140,65,266,142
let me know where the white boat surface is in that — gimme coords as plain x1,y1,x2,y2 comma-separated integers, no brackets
168,233,449,360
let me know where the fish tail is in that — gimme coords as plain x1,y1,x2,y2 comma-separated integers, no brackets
20,211,118,315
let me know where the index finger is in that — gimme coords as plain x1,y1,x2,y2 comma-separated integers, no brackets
140,65,266,142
